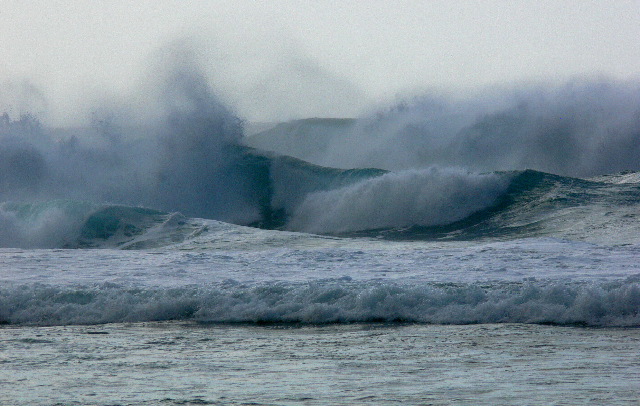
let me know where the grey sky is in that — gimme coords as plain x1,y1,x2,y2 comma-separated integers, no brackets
1,0,639,124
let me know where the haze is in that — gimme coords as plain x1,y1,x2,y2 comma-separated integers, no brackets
1,0,639,125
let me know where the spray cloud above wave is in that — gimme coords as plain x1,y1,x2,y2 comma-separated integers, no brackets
1,47,255,218
1,42,640,247
254,80,640,178
0,46,278,247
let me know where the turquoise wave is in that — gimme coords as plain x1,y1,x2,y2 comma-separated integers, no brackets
1,165,639,249
359,169,640,242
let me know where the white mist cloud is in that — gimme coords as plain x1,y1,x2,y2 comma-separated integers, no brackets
1,1,638,125
315,79,640,177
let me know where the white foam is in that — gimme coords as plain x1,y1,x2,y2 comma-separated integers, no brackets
0,202,88,248
286,167,509,233
2,279,639,327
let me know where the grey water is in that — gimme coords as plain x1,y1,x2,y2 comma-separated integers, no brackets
2,322,639,406
2,71,640,405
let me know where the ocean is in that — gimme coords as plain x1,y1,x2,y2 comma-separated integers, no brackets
1,76,640,405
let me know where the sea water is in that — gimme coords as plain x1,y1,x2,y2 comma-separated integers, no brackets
2,77,640,404
2,322,639,405
1,231,640,405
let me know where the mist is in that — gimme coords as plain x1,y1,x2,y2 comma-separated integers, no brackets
1,26,639,246
276,79,640,178
0,46,268,228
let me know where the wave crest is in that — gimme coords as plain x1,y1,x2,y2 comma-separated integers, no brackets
2,279,639,327
286,167,510,234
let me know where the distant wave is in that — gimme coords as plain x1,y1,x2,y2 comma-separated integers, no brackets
286,167,509,234
2,72,640,248
0,201,211,249
2,278,639,327
2,168,640,248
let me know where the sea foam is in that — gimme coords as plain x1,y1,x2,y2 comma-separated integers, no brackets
2,279,639,327
286,167,510,234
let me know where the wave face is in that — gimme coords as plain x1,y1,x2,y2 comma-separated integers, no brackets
368,169,640,244
2,278,639,327
2,74,640,248
1,168,640,248
286,167,509,234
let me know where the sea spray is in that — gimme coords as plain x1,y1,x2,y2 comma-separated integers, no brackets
255,80,640,177
2,279,639,327
0,201,95,248
286,167,510,234
0,52,262,225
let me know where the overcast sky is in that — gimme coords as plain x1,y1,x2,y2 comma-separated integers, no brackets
1,0,639,124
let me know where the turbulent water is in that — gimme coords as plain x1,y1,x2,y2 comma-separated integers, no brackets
1,72,640,404
2,168,640,328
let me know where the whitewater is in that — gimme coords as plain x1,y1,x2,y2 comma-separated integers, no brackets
1,72,640,405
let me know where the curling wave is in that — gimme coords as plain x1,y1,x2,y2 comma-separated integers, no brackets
1,167,640,248
285,167,509,234
2,73,640,248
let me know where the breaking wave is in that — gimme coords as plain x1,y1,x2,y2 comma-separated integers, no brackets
1,167,640,248
286,167,509,234
2,278,639,327
2,67,640,249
